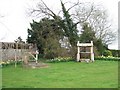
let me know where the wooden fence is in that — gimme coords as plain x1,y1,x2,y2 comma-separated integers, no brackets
0,42,36,61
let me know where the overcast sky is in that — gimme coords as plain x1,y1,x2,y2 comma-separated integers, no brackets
0,0,119,49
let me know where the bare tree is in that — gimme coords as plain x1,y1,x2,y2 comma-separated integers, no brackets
30,0,80,20
30,0,57,19
74,2,115,44
29,0,115,45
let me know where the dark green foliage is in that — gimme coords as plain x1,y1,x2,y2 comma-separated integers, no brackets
27,1,112,58
27,1,79,59
94,39,106,55
27,20,44,54
27,18,64,59
60,0,78,47
80,23,96,43
43,37,61,59
80,22,108,56
103,50,112,57
110,50,120,57
58,1,79,58
119,51,120,57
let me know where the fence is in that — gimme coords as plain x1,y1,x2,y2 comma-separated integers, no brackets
0,42,36,62
1,49,27,61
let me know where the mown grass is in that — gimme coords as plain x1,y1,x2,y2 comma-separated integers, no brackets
2,60,118,88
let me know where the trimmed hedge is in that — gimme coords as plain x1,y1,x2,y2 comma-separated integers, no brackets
110,50,120,57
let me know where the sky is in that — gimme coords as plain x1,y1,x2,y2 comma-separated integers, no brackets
0,0,119,50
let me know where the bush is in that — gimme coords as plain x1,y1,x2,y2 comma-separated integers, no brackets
110,50,120,57
103,50,112,57
38,54,44,58
44,52,56,59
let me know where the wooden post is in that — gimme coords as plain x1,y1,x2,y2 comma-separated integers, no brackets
23,44,29,65
91,41,94,62
15,42,18,68
35,50,39,64
0,42,2,67
77,41,80,62
24,54,28,65
15,44,17,67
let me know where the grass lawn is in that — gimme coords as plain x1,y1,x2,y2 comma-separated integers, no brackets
2,60,118,88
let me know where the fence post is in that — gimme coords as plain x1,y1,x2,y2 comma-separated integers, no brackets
35,50,39,64
15,42,18,68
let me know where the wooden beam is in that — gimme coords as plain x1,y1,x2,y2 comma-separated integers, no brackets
77,41,94,62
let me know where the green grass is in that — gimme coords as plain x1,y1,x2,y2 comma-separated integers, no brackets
2,60,118,88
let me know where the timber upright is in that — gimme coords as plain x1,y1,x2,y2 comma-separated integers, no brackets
77,41,94,62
